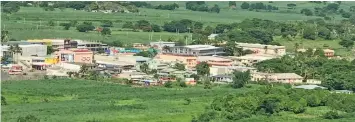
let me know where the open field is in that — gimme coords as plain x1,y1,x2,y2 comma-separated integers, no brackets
2,79,355,122
2,2,355,57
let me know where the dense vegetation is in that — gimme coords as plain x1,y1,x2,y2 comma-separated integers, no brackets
194,86,355,121
1,79,245,122
255,50,355,91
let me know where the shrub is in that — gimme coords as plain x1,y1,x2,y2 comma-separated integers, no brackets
179,81,187,87
164,81,173,88
17,115,40,122
323,111,341,119
184,98,191,105
44,75,49,79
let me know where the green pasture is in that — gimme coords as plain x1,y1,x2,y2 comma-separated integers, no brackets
2,79,355,122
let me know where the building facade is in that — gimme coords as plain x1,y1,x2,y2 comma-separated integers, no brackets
54,49,94,64
237,43,286,56
164,45,225,56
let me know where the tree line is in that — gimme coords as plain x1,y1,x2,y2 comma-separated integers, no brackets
240,2,279,12
255,50,355,92
185,2,221,13
193,85,355,121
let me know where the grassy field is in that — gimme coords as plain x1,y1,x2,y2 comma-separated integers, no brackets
274,36,354,57
1,79,248,122
2,79,355,122
2,2,355,56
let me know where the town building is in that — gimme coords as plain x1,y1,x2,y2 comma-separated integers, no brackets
228,54,279,66
297,48,335,57
1,44,47,58
197,56,233,67
26,39,108,52
209,66,256,76
150,41,176,49
251,72,303,84
294,85,327,90
236,43,286,56
163,45,225,56
54,49,94,64
211,75,233,83
208,34,219,40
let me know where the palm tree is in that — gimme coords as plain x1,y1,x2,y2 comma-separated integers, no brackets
13,44,22,64
264,46,268,54
1,30,9,43
8,45,16,63
162,45,170,53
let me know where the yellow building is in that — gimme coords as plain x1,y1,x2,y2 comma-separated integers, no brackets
27,39,53,46
45,57,59,64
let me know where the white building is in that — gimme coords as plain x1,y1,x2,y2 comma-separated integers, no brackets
236,43,286,56
164,45,225,56
208,34,219,40
1,44,47,57
150,42,176,49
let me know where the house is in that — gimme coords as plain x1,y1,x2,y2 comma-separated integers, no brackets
211,75,233,83
297,48,335,57
294,85,327,90
306,79,322,85
251,72,303,84
150,41,176,50
209,66,256,76
333,90,353,94
208,34,219,40
163,45,225,56
229,54,279,66
132,43,150,51
156,54,197,68
54,49,94,64
197,56,233,67
236,43,286,56
1,44,47,57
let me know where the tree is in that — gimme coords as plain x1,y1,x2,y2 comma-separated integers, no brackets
70,20,78,27
164,81,173,88
229,1,236,8
300,8,313,16
341,12,351,18
196,61,210,76
339,37,354,50
210,4,220,13
134,51,150,57
111,41,123,47
323,111,341,119
9,44,22,64
174,63,186,71
241,2,250,9
350,6,355,12
350,15,355,25
122,22,134,29
135,20,151,32
1,30,9,43
180,81,187,87
287,3,297,9
17,115,40,122
231,70,250,88
1,96,7,105
79,64,89,77
2,2,21,14
151,24,161,32
101,20,113,27
47,20,55,26
303,27,317,40
47,46,54,55
76,23,95,32
101,27,111,36
60,23,71,30
194,22,204,30
139,63,149,74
